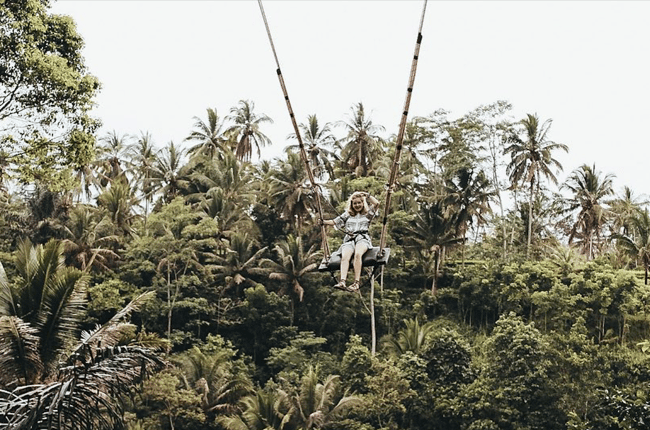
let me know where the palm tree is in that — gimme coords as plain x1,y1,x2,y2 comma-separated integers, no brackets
186,107,230,160
0,239,87,382
284,366,361,430
127,131,158,216
337,102,385,177
25,184,72,243
0,151,10,193
201,186,255,244
0,190,30,249
212,232,269,293
148,140,189,206
444,167,494,244
262,235,320,325
287,114,338,180
0,240,165,428
381,317,436,357
515,192,562,257
185,150,253,203
72,151,101,204
225,100,273,161
62,204,120,271
250,160,293,249
96,178,140,238
268,151,314,232
609,186,647,236
96,130,131,186
176,344,253,416
183,151,257,248
505,114,568,258
614,208,650,284
561,164,615,260
264,234,320,302
546,242,584,278
217,389,291,430
402,199,463,294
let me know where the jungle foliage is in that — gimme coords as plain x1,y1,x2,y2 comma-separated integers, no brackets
2,2,650,429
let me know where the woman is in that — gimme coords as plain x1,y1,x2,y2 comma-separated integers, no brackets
321,191,380,292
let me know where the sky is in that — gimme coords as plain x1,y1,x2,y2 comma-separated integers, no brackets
50,0,650,199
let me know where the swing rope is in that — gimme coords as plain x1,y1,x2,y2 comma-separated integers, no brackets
258,0,428,265
258,0,331,260
378,0,428,253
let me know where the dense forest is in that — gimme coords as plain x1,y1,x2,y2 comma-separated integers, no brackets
2,1,650,429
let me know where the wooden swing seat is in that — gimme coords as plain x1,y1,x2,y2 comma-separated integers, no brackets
318,247,391,272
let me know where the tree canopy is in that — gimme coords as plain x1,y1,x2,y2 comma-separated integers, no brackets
0,0,100,189
2,4,650,429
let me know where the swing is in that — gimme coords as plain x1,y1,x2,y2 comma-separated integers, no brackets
259,0,426,278
318,247,391,272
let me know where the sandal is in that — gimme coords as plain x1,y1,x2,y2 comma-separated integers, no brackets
346,281,360,292
333,280,347,290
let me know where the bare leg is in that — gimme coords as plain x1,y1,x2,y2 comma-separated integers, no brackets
353,242,370,283
339,247,354,283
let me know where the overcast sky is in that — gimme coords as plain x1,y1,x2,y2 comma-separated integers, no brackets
51,0,650,199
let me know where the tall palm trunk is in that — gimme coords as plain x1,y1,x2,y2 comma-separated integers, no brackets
370,274,377,355
358,138,369,177
489,134,508,259
166,265,173,354
496,191,507,259
527,177,535,258
431,250,440,295
510,187,519,246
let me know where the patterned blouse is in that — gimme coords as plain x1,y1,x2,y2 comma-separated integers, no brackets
333,206,377,246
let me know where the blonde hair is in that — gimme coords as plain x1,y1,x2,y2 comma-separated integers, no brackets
345,191,370,216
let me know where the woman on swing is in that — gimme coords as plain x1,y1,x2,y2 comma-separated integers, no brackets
321,191,380,292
